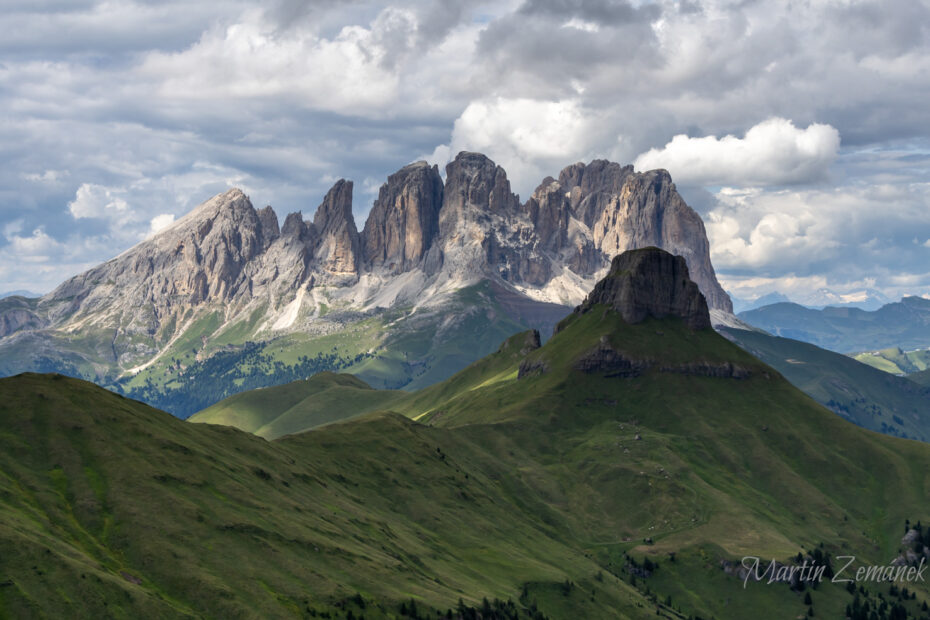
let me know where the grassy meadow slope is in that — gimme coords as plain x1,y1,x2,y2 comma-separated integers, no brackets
1,373,661,619
190,372,407,439
909,369,930,387
108,281,568,418
853,347,930,375
182,304,930,618
721,328,930,441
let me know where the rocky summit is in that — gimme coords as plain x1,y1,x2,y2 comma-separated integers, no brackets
569,247,712,331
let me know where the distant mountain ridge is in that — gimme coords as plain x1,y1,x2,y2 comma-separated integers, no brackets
739,296,930,353
0,290,40,299
0,152,732,411
731,288,892,313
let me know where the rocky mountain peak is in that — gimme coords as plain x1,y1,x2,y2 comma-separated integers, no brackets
280,211,314,242
588,169,733,314
312,179,355,235
443,151,521,217
571,247,711,330
362,160,443,273
558,160,634,227
0,153,737,379
312,179,361,276
525,177,571,254
256,205,280,250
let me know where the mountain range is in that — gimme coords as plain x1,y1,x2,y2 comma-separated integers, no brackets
738,297,930,353
3,248,928,619
0,153,732,415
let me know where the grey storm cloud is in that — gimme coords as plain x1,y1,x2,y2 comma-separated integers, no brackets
1,0,929,303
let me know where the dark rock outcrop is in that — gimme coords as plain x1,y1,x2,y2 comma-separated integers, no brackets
571,247,712,330
573,337,750,379
499,329,542,356
362,161,443,273
573,338,650,377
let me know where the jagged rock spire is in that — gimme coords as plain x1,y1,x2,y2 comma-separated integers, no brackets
362,161,443,273
312,179,360,276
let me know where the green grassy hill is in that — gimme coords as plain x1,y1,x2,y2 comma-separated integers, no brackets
103,281,569,418
721,327,930,441
12,299,930,616
909,368,930,388
1,373,660,619
853,347,930,375
189,372,407,438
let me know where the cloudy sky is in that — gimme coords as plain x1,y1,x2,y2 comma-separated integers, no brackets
2,0,929,305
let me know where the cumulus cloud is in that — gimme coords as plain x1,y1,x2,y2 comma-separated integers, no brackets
139,6,421,115
705,181,930,300
68,184,129,219
6,227,63,263
634,119,841,186
1,0,930,299
428,97,603,195
148,213,176,236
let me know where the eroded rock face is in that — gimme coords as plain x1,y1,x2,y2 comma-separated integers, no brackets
0,298,45,338
573,339,651,377
313,180,361,277
573,247,712,330
437,152,536,284
585,169,732,314
0,153,734,374
256,206,280,249
442,152,522,223
572,336,750,379
363,161,443,273
558,159,634,228
524,176,602,276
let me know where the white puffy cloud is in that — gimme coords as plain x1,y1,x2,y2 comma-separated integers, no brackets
6,227,63,263
706,180,930,301
68,184,129,219
139,7,416,115
1,0,930,300
634,119,841,186
428,97,604,195
148,213,176,236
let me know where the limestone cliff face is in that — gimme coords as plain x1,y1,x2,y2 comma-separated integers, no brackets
362,161,443,274
524,177,601,276
588,170,732,314
569,247,711,330
437,152,538,284
312,180,361,278
45,189,266,325
441,152,522,224
0,152,733,372
558,159,634,228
